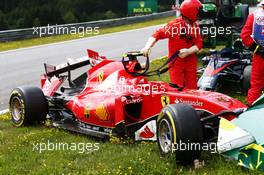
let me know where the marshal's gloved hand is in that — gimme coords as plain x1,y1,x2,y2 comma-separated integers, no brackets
141,46,151,57
179,45,199,58
141,37,157,57
249,42,264,58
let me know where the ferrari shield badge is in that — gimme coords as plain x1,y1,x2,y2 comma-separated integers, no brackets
98,71,104,82
161,96,170,107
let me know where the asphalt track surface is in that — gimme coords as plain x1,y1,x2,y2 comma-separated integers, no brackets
0,6,257,111
0,25,167,110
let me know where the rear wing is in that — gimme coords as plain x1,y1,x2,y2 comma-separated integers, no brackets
44,57,90,77
87,49,106,66
44,49,105,77
87,49,106,59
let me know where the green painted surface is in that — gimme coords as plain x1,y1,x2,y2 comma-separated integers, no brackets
223,148,240,160
128,0,157,15
238,144,264,171
251,94,264,110
230,94,264,144
233,109,264,144
203,3,217,12
234,4,242,18
222,96,264,171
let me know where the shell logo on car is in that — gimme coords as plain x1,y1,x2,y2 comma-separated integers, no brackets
95,104,109,121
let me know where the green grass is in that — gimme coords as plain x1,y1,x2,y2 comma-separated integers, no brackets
0,113,261,175
0,16,175,52
0,58,258,174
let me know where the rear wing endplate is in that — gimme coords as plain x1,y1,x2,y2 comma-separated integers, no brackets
44,57,90,77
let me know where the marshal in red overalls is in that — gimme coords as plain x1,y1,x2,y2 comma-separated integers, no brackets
152,16,203,89
141,0,203,89
241,4,264,105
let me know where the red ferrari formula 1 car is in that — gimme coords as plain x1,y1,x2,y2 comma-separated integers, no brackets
9,50,247,163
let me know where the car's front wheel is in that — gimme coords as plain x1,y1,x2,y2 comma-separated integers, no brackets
9,86,48,126
157,104,203,164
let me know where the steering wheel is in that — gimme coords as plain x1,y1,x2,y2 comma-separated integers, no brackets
122,51,150,76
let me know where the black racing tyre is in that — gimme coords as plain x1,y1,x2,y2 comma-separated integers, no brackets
242,65,251,95
157,104,203,164
9,86,48,126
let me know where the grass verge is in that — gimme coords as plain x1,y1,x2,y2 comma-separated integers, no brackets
0,16,175,52
0,58,258,174
0,113,260,175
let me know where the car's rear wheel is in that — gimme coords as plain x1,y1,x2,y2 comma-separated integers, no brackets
9,86,48,126
157,104,203,164
242,65,251,95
